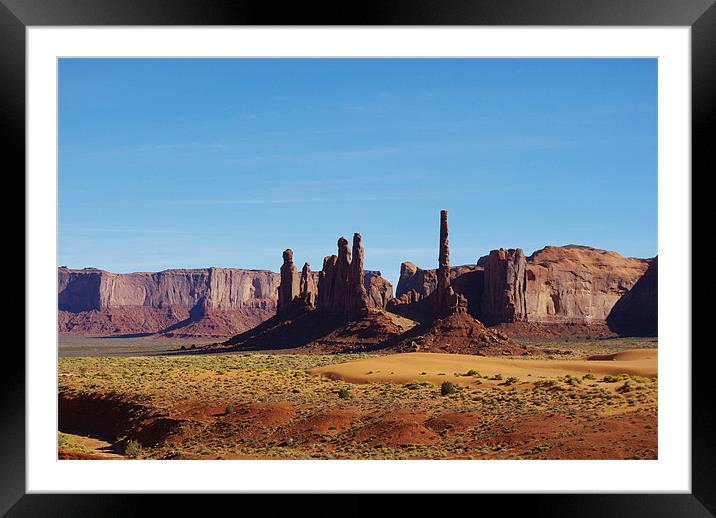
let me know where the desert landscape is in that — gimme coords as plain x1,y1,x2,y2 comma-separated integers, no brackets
58,210,658,460
56,58,658,462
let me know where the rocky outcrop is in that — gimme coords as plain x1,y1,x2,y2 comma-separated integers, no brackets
58,266,280,336
317,234,371,319
433,210,468,318
224,233,399,353
524,245,651,324
390,263,483,321
394,210,518,355
364,271,393,309
388,243,656,334
395,261,435,299
481,248,527,325
277,249,300,315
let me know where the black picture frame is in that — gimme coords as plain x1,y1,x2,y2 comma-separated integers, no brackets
4,0,709,515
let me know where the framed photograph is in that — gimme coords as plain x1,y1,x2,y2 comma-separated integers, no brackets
7,0,711,514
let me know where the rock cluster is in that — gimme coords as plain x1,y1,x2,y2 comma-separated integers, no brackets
318,234,370,319
277,251,321,314
400,210,517,354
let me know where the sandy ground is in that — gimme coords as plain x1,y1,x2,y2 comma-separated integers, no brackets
58,334,219,357
58,342,658,460
58,432,124,459
309,349,657,386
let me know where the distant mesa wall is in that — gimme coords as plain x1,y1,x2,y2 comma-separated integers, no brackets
58,266,280,336
388,244,656,332
56,233,396,336
58,266,279,312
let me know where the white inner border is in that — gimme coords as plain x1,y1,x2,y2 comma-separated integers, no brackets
27,27,691,493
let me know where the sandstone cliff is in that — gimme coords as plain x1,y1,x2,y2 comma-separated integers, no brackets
59,266,280,336
387,244,656,334
59,267,279,312
524,245,651,324
481,248,528,325
59,256,392,337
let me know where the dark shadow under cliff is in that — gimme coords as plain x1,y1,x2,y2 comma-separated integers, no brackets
607,257,658,336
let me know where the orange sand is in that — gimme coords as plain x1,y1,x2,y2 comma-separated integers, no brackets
309,349,657,386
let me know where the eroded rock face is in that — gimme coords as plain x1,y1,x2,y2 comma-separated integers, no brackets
391,263,483,321
58,267,279,312
524,245,651,324
388,244,656,332
58,266,280,336
481,248,527,325
278,249,300,315
364,271,393,309
57,268,279,336
396,261,435,299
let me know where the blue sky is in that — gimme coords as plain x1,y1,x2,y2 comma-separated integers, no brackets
59,58,657,288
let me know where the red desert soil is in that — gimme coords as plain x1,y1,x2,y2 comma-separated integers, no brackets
58,349,657,460
59,307,275,338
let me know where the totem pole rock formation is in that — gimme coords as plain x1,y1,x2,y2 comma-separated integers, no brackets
433,210,468,318
277,249,300,315
299,262,317,308
481,248,527,324
348,233,369,318
318,233,371,320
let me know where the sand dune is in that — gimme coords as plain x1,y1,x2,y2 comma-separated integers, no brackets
309,349,657,386
586,349,657,362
